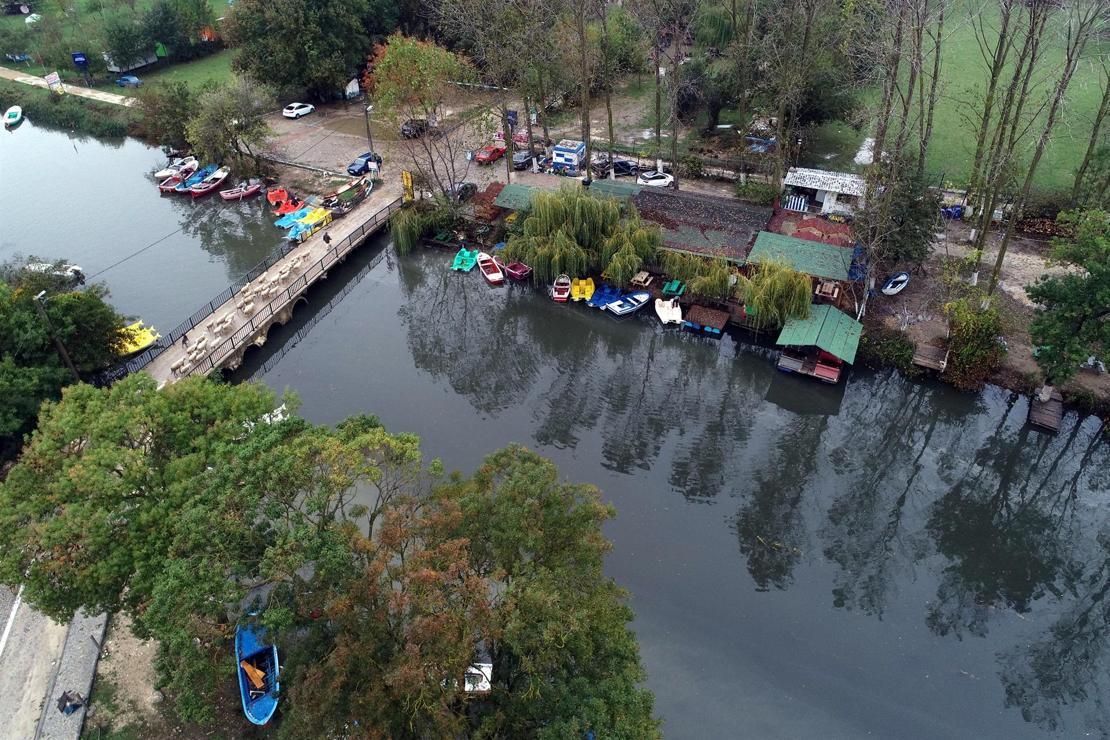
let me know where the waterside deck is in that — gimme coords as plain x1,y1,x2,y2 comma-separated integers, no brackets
136,192,403,387
1028,386,1064,433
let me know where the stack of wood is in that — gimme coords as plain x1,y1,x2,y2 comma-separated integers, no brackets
241,660,266,690
471,183,505,222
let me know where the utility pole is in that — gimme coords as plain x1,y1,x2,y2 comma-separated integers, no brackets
33,291,80,383
363,103,375,153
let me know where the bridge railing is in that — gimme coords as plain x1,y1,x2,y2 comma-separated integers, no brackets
99,196,403,384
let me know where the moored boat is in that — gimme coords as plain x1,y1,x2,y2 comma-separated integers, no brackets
501,260,532,281
220,180,263,201
266,187,289,206
287,208,332,242
605,291,651,316
551,274,572,302
451,248,478,272
476,252,504,285
153,156,198,180
189,166,230,198
174,164,216,193
571,277,595,302
158,174,185,193
586,283,621,309
655,297,683,325
235,623,280,726
119,321,160,355
274,206,312,228
274,197,305,215
3,105,22,128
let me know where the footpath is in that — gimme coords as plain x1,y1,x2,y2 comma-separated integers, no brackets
36,611,108,739
0,66,136,107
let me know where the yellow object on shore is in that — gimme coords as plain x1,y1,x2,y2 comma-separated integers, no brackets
119,321,160,355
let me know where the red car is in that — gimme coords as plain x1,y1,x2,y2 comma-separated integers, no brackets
475,144,507,164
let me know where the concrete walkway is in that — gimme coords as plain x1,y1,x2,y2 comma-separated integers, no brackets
0,66,136,107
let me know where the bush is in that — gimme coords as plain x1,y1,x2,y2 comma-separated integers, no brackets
734,180,778,206
944,297,1006,390
679,154,703,179
857,327,919,375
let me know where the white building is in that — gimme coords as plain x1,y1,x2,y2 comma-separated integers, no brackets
782,167,867,217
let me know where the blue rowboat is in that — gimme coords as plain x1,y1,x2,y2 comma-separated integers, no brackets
174,164,216,193
235,623,280,725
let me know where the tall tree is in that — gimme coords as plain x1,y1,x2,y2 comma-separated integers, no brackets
225,0,373,99
1071,61,1110,206
185,77,275,169
1026,210,1110,383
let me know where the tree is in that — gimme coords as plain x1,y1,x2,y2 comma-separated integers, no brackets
854,161,940,269
225,0,372,99
1026,210,1110,384
1072,61,1109,206
142,0,216,61
734,259,811,330
185,77,274,169
101,11,151,72
137,80,195,149
0,264,128,453
368,34,481,202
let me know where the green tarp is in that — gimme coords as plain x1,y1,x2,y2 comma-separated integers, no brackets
492,183,536,211
776,304,862,364
746,231,852,281
588,180,642,200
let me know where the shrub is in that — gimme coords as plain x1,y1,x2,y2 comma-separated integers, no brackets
679,154,703,179
734,180,778,205
944,297,1006,390
0,81,134,138
857,328,919,375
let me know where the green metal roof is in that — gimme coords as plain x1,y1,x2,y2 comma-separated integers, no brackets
746,231,852,281
776,304,862,364
588,180,642,200
492,183,536,211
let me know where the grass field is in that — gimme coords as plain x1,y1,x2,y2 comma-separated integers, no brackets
114,49,235,94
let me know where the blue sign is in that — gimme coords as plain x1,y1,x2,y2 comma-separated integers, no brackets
71,52,88,69
507,110,518,128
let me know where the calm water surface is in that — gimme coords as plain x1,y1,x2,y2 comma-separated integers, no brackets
10,126,1110,738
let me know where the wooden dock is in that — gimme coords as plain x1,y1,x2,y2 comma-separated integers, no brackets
912,343,950,372
1028,385,1064,433
123,191,403,388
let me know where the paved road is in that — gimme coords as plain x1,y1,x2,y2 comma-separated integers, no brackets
0,586,68,740
0,66,136,107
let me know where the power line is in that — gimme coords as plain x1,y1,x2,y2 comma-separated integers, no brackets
85,226,186,280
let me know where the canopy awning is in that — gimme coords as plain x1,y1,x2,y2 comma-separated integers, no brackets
776,304,862,364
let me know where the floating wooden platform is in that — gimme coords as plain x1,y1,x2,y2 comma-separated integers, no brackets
138,192,403,387
684,305,729,337
912,343,950,372
1028,385,1064,433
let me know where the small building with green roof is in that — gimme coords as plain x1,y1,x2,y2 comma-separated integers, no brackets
746,231,852,282
774,304,862,383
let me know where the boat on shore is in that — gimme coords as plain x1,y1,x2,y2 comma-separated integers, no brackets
451,248,478,272
551,274,572,302
605,291,651,316
235,623,280,726
153,156,197,180
189,166,230,198
321,177,372,215
655,297,682,325
477,252,504,285
3,105,22,128
220,180,263,201
501,260,532,281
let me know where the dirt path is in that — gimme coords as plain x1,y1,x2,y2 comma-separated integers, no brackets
0,65,136,107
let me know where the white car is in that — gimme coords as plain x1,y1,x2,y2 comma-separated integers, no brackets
637,170,674,187
282,103,315,119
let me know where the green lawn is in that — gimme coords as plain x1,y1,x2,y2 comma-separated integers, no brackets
115,49,235,93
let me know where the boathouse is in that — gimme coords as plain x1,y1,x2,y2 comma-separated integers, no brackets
781,167,866,217
775,304,862,384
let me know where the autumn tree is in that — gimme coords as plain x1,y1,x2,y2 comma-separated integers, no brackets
1026,210,1110,384
137,80,195,149
368,34,482,202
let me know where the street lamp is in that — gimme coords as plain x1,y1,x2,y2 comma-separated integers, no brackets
33,290,80,382
363,103,375,153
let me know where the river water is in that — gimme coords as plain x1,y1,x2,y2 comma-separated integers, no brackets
6,124,1110,738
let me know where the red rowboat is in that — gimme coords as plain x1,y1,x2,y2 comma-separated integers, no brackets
551,274,571,302
158,174,184,193
476,252,504,285
220,181,264,201
501,260,532,281
267,187,289,206
190,166,231,198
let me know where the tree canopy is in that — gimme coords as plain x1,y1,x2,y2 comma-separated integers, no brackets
0,375,658,734
185,77,275,168
1026,210,1110,384
225,0,375,98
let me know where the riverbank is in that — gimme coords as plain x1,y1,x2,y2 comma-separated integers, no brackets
0,79,136,138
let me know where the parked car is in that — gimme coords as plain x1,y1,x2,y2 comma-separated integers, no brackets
474,144,507,165
401,118,430,138
591,157,639,177
450,181,478,202
512,150,537,170
115,75,141,88
637,170,674,187
347,151,383,176
282,102,315,119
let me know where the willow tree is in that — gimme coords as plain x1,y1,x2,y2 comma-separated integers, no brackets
734,259,811,329
503,188,660,282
